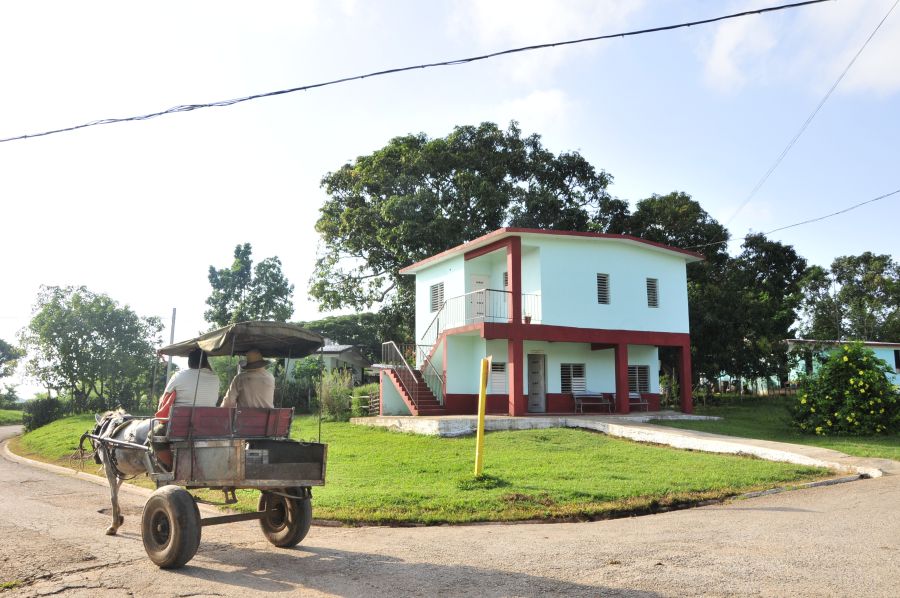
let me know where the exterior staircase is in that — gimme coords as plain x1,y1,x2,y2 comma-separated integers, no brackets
383,367,445,416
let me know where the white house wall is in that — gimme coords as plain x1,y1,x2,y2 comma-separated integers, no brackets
380,371,411,415
522,341,659,394
537,236,689,333
445,335,485,394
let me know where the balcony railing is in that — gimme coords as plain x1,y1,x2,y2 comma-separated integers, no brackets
420,289,542,350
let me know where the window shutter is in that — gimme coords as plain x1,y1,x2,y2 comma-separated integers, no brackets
596,273,610,304
429,282,444,313
490,362,507,393
503,271,509,289
561,363,586,393
646,278,659,308
628,365,650,393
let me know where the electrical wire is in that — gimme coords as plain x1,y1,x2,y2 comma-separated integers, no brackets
0,0,830,144
722,0,900,228
688,187,900,250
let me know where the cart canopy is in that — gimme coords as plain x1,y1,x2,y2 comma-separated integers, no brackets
158,321,323,359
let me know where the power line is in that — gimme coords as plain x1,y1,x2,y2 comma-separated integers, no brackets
0,0,831,144
723,0,900,228
689,187,900,250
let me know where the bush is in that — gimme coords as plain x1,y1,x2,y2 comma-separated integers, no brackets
792,342,900,436
22,396,64,432
351,383,379,417
320,369,353,421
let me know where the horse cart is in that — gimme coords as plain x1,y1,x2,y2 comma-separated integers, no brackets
82,321,328,569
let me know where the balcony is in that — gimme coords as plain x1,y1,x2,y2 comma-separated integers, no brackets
420,289,542,355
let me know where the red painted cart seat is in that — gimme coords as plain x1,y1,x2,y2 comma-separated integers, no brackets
167,406,293,440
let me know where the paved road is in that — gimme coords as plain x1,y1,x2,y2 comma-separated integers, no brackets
1,425,898,597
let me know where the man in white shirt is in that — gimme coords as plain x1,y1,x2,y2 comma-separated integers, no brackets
155,349,220,418
221,349,276,409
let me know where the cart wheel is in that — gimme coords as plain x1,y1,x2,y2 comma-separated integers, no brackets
258,488,312,548
141,485,202,569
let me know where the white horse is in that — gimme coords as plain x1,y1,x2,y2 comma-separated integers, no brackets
82,409,155,535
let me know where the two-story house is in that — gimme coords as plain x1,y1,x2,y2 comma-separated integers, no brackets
379,228,702,417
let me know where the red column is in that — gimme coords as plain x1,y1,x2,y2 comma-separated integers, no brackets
508,338,524,415
507,236,522,324
614,343,630,414
678,344,693,414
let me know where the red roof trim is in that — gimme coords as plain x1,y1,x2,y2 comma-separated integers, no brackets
399,227,705,274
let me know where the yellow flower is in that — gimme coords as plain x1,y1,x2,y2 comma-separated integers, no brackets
843,356,849,362
859,370,864,376
827,420,832,426
800,397,807,404
815,427,823,435
843,345,849,350
810,407,816,413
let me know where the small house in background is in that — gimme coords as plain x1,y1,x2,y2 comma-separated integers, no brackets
379,228,702,417
287,341,371,386
786,339,900,385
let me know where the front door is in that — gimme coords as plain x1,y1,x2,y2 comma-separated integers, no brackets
527,354,546,412
468,275,489,322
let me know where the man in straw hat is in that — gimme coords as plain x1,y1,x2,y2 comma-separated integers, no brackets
221,348,276,409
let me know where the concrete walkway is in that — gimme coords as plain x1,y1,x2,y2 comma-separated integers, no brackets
352,413,897,478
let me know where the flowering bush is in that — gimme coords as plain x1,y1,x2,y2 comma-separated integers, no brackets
793,342,900,436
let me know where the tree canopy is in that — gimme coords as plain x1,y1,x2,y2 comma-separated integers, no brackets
0,338,23,380
206,243,295,327
19,286,163,412
311,121,616,316
798,252,900,342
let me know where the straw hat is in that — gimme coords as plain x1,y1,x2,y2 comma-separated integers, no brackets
242,349,269,370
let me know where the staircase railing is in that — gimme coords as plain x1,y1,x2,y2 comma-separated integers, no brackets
382,341,421,410
420,357,444,406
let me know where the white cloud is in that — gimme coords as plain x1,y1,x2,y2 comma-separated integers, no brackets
494,89,574,133
450,0,645,82
702,15,777,92
700,0,900,96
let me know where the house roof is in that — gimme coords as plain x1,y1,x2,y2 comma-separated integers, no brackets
321,344,356,353
786,339,900,349
399,228,705,274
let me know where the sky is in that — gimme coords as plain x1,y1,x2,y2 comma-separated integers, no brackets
2,0,899,398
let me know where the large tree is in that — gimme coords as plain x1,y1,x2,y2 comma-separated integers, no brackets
19,286,163,412
205,243,295,327
311,121,617,334
798,252,900,341
728,233,807,384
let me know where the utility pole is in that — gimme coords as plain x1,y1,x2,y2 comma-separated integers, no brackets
165,308,176,381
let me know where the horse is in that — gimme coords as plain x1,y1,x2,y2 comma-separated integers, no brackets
82,409,155,536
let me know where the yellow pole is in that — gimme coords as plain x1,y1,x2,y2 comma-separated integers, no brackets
474,356,490,476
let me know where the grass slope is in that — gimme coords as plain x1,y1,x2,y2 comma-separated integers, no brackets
13,415,828,525
0,409,23,426
654,397,900,461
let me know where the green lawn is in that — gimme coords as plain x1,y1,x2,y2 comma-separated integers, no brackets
0,409,23,426
654,396,900,461
12,414,830,524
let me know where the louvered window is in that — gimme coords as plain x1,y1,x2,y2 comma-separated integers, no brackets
646,278,659,308
560,363,586,393
490,362,507,393
628,365,650,393
429,282,444,313
596,273,610,304
894,349,900,372
503,271,509,288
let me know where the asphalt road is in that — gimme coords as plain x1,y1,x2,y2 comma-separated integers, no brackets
1,424,898,597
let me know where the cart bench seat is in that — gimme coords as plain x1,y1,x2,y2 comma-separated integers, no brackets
166,406,293,440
